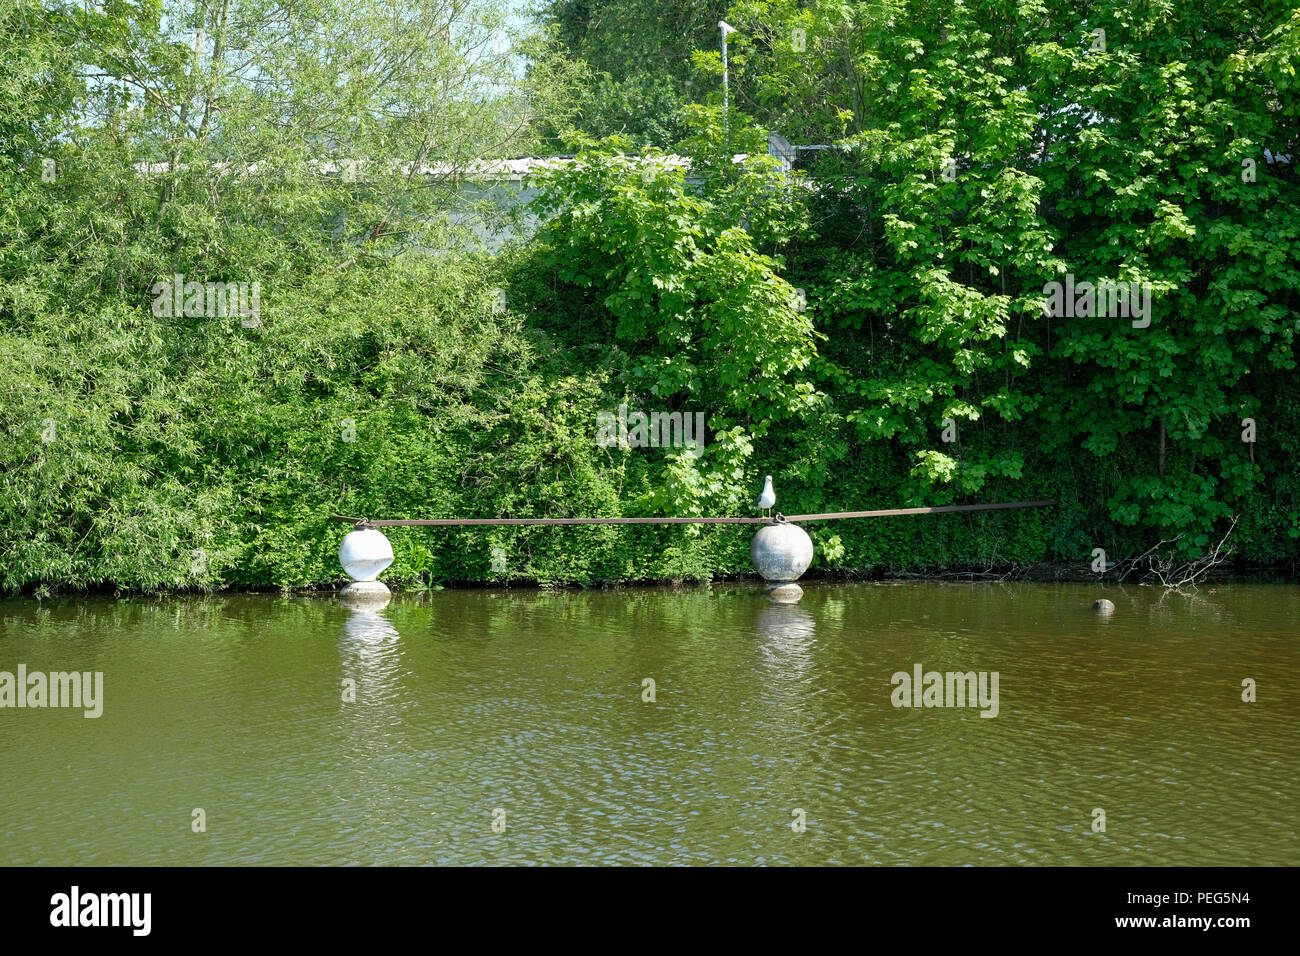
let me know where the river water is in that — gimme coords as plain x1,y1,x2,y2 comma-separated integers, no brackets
1,581,1295,865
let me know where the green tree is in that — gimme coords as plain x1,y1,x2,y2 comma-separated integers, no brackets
518,115,821,515
531,0,730,146
720,0,1300,557
0,0,579,591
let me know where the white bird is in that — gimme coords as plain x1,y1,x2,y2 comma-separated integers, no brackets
756,475,775,519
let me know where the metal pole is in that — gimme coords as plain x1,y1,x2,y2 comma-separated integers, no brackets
330,500,1058,529
719,21,734,141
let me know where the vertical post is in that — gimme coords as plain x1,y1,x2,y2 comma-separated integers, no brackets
719,21,735,142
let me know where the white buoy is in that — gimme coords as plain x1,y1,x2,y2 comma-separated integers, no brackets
339,528,393,581
338,528,394,604
750,522,814,601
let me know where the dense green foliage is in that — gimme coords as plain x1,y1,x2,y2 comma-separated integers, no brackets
711,0,1300,564
531,0,728,146
1,0,1297,592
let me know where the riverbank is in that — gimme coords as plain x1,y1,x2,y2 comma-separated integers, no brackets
10,559,1298,599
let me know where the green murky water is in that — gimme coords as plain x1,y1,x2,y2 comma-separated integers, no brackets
1,582,1295,865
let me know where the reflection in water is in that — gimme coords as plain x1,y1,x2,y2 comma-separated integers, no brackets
752,598,827,751
338,606,403,701
341,606,398,645
335,605,410,843
754,600,816,673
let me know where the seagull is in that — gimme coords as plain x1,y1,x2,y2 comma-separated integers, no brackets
756,475,775,519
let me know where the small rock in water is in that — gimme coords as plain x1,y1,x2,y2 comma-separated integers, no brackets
340,580,392,610
765,582,804,603
1093,598,1115,615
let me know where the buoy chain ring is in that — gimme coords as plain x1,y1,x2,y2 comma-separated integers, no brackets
354,518,373,530
773,512,788,523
